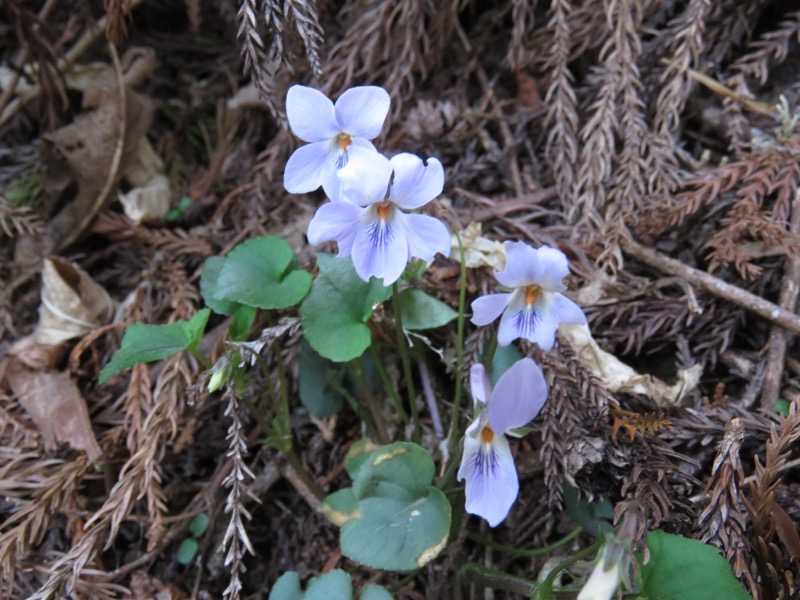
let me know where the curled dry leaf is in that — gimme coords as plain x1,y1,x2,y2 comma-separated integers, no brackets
4,358,102,461
560,323,702,408
451,222,506,271
10,257,115,368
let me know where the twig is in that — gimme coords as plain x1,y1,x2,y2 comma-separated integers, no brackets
761,196,800,407
621,237,800,336
418,361,444,440
0,0,146,128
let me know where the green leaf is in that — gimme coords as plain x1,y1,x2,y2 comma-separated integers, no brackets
201,256,241,316
344,439,381,479
639,530,752,600
321,488,360,527
214,237,312,310
397,288,457,330
229,305,257,342
564,484,613,537
490,344,524,385
268,570,381,600
269,572,304,600
176,538,198,564
360,585,393,600
298,341,345,416
189,513,209,538
99,309,210,384
301,254,391,362
330,442,451,571
305,569,353,600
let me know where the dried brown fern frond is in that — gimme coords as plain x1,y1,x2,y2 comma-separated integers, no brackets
33,355,193,598
284,0,325,78
542,0,578,204
0,196,45,238
505,0,537,70
530,337,611,509
744,398,800,600
731,10,800,86
617,435,699,531
0,455,90,592
649,0,712,202
91,210,214,257
697,418,755,594
609,403,672,441
236,0,284,121
324,0,459,118
220,389,256,600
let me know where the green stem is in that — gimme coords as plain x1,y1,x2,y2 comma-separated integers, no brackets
346,359,389,443
540,538,603,597
447,232,468,458
457,564,539,598
370,343,408,424
392,282,420,443
467,526,582,557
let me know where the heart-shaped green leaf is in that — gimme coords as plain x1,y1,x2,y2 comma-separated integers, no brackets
325,442,451,571
298,341,345,416
269,569,392,600
639,530,752,600
200,256,241,316
397,288,457,330
99,308,210,384
213,237,311,310
300,254,391,362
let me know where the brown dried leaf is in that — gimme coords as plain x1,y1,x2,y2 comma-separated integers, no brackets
5,359,102,461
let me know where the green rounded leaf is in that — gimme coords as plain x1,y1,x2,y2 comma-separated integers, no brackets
300,254,391,362
397,288,457,330
305,569,353,600
341,489,450,571
490,343,524,385
334,442,451,571
99,309,210,384
269,572,304,600
201,256,241,316
298,341,345,416
360,584,393,600
214,237,312,310
176,538,198,564
189,513,209,538
639,530,752,600
352,443,435,502
321,488,359,527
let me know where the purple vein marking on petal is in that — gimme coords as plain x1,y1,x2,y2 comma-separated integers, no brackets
512,306,540,340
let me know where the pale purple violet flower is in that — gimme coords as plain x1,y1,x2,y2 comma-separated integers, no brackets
306,152,450,285
471,241,586,349
457,358,547,527
283,85,390,198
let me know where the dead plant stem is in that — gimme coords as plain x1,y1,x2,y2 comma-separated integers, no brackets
621,237,800,336
760,195,800,407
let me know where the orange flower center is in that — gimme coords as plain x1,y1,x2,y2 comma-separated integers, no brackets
524,285,540,305
337,133,352,151
376,201,392,220
481,426,494,443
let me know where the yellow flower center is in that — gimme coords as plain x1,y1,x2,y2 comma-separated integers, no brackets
376,201,392,220
481,426,494,443
337,133,352,151
524,285,540,305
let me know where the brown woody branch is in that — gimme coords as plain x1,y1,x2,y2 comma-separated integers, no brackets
621,237,800,336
